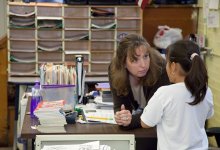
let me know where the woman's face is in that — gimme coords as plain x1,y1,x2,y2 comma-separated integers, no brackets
125,45,150,78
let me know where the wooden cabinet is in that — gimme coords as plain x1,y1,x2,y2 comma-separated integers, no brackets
143,5,198,46
7,2,142,77
0,36,8,146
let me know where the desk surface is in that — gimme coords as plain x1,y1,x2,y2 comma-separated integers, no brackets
21,100,157,145
21,115,157,139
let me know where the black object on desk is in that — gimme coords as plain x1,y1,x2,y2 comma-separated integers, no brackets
65,111,77,124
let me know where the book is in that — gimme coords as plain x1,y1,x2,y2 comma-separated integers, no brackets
34,100,67,127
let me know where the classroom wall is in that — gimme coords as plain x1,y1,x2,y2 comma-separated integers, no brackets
0,0,7,38
197,0,220,147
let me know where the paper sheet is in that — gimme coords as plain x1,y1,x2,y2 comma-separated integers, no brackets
83,108,116,124
207,10,220,28
209,0,219,9
41,141,111,150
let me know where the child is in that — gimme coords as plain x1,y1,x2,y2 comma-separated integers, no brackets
141,40,214,150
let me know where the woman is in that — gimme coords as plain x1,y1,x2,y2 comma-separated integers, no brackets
141,40,214,149
108,34,170,129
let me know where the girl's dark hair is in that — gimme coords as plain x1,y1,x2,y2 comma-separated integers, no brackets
166,40,208,105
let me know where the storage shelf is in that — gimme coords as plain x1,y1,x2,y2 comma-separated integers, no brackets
8,2,142,77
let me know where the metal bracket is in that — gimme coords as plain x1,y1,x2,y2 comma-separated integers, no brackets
200,47,212,56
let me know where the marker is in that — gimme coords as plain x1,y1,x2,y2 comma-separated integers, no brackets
87,116,113,121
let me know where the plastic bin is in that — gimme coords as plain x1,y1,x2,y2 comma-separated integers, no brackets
41,85,77,109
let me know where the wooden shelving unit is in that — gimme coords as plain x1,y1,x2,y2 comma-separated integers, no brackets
7,2,143,77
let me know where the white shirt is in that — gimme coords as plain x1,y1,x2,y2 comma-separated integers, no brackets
141,82,214,150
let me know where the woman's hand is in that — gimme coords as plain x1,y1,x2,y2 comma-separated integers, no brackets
115,104,132,126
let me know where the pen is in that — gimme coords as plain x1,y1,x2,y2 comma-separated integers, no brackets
87,116,113,121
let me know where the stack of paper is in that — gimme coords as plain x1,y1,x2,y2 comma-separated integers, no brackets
83,108,116,124
95,82,113,103
41,141,111,150
34,100,67,127
94,96,113,109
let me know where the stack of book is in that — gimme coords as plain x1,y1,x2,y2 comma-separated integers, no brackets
94,96,113,109
95,83,113,109
101,89,112,103
34,100,67,127
95,82,112,103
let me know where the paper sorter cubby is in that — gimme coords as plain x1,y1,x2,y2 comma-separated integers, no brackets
7,2,142,77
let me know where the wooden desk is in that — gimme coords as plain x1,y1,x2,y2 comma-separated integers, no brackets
21,100,157,150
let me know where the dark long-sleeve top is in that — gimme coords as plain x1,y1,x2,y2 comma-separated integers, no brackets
109,65,170,130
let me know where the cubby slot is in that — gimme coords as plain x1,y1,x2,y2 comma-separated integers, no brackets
91,19,116,29
38,52,63,62
38,30,62,40
65,41,89,51
10,52,36,63
10,62,36,75
64,30,89,41
64,7,89,18
90,62,110,72
64,19,89,29
38,41,62,51
91,30,115,40
9,5,35,16
9,16,35,28
37,19,63,29
37,6,62,17
117,7,141,18
91,7,115,17
10,41,35,52
91,41,115,51
91,52,113,62
117,19,141,29
10,29,35,40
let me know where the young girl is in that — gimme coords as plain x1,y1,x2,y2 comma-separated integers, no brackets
141,40,214,149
